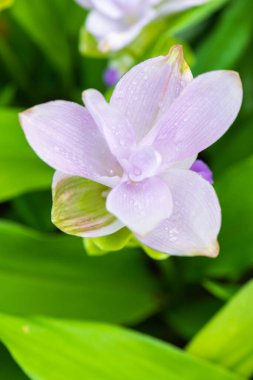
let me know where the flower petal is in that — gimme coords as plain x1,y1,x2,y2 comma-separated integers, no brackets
52,171,123,238
152,70,243,165
98,9,155,52
83,89,136,161
106,176,173,236
157,0,209,16
86,11,123,40
75,0,93,9
19,101,122,187
138,169,221,257
110,45,192,141
91,0,124,19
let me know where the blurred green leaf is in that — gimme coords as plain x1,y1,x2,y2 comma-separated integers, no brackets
10,0,72,81
0,313,243,380
0,0,13,11
10,190,54,232
0,343,29,380
187,280,253,377
0,108,53,202
0,220,161,323
166,0,230,35
166,296,223,341
193,0,253,75
203,280,240,301
206,115,253,176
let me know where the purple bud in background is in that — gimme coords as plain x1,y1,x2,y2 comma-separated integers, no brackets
191,160,214,184
103,67,121,87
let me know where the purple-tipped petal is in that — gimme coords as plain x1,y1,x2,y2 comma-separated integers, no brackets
138,169,221,257
83,89,136,161
110,46,192,141
19,101,122,187
152,70,243,165
52,171,123,238
191,160,213,184
106,176,173,236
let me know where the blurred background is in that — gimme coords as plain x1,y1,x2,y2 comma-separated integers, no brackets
0,0,253,379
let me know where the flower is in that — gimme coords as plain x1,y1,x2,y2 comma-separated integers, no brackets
76,0,209,52
19,46,243,257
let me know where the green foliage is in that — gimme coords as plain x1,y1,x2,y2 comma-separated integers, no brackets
0,0,13,11
0,220,161,323
0,313,243,380
188,280,253,377
0,108,53,201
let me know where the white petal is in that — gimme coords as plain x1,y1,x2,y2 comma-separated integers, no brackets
19,101,122,187
83,89,136,162
152,70,243,165
138,169,221,257
106,176,173,236
111,45,192,141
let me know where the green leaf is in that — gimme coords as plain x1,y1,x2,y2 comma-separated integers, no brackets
0,108,53,202
10,0,72,80
0,314,243,380
164,0,230,35
0,0,13,11
203,280,240,301
193,0,253,75
187,280,253,377
166,296,223,340
0,220,161,324
0,343,29,380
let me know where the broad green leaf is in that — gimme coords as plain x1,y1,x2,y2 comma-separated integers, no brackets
187,280,253,377
193,0,253,75
0,314,243,380
0,343,29,380
0,220,161,324
0,108,53,202
10,0,72,80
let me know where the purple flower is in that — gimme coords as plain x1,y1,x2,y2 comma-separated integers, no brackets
19,46,243,257
76,0,210,52
103,67,121,87
191,160,213,184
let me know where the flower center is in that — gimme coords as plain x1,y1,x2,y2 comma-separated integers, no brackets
127,146,162,182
